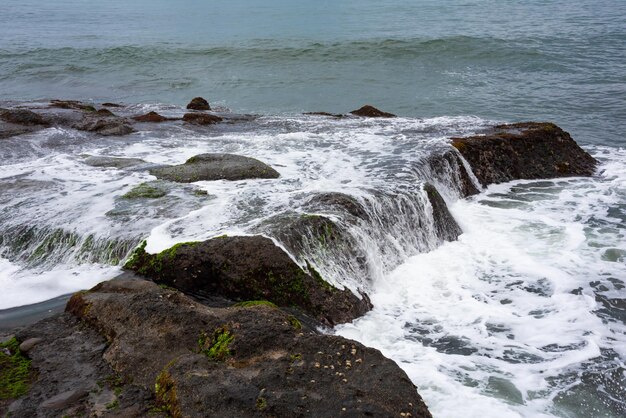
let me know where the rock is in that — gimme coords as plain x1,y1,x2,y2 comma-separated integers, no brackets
41,389,88,409
83,156,147,169
18,337,42,353
62,278,431,417
305,193,369,221
49,100,96,112
186,97,211,110
0,108,49,126
73,113,134,136
124,236,371,326
121,182,167,199
182,112,222,125
303,111,344,118
452,122,597,186
132,111,170,123
101,102,123,108
421,150,481,197
423,183,462,242
350,105,396,118
149,153,279,182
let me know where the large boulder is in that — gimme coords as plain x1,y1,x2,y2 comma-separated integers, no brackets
186,97,211,110
452,122,597,186
182,112,222,125
350,105,396,118
124,236,371,326
149,153,280,182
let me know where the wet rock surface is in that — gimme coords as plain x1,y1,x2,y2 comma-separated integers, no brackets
423,183,463,242
73,112,135,136
0,108,50,139
452,122,598,186
124,235,371,326
350,105,396,118
132,111,171,123
182,112,222,125
149,153,280,182
186,96,211,110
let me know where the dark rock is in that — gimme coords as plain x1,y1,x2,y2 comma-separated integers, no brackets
422,150,481,197
350,105,396,118
132,111,170,123
18,337,42,353
101,102,123,108
124,236,370,326
423,183,463,242
182,112,222,125
0,108,49,126
306,193,369,221
95,108,115,117
73,113,134,136
62,278,431,417
186,97,211,110
83,156,147,169
149,153,279,182
452,122,597,186
41,389,88,409
304,111,344,118
49,100,96,112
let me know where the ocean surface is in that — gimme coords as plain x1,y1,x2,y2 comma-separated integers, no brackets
1,1,625,417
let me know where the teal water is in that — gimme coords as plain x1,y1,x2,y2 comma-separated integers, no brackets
1,0,625,145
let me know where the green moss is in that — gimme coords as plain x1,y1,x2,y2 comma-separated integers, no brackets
124,240,199,277
234,300,278,308
287,315,302,330
154,369,181,418
305,260,334,292
122,183,167,199
0,337,32,399
198,327,234,361
106,399,120,410
290,353,302,362
256,397,267,411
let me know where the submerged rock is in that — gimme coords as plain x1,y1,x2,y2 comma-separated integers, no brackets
0,108,49,126
124,236,371,326
149,153,279,182
303,111,344,118
452,122,597,186
74,112,134,136
121,182,167,199
182,112,222,125
101,102,123,108
49,100,96,112
83,156,147,169
350,105,396,118
186,97,211,110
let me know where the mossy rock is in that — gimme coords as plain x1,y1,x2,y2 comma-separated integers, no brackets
0,338,33,400
122,183,167,199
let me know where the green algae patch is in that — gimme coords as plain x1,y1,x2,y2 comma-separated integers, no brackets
0,338,33,399
124,240,199,276
198,327,234,361
122,182,166,199
234,300,278,308
287,315,302,330
154,369,182,418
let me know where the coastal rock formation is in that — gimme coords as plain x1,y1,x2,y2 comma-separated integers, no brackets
83,156,148,169
424,183,463,242
74,112,134,136
350,105,396,118
182,112,222,125
132,111,171,123
0,108,50,138
452,122,597,186
124,236,371,326
49,100,96,112
186,96,211,110
149,153,280,182
1,278,431,417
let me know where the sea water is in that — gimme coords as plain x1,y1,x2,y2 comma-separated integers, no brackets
1,0,625,416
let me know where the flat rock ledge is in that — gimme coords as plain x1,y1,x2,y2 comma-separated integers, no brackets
124,235,371,326
3,279,431,417
149,153,280,183
452,122,597,186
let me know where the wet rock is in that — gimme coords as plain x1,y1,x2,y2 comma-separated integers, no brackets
18,337,42,353
132,111,170,123
49,100,96,112
149,153,279,183
350,105,396,118
61,278,431,417
452,122,597,186
121,182,167,199
182,112,222,125
83,156,147,169
95,108,115,117
101,102,123,108
74,113,134,136
306,193,369,221
41,389,88,409
186,97,211,110
0,108,49,126
423,183,462,242
304,111,344,118
124,236,370,326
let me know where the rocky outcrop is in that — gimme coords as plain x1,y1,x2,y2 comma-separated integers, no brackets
1,278,431,417
74,112,134,136
0,108,50,139
305,193,369,221
49,100,96,112
132,111,171,123
186,97,211,110
350,105,396,118
424,183,462,242
452,122,597,186
149,153,280,182
182,112,222,125
124,236,370,326
83,156,147,169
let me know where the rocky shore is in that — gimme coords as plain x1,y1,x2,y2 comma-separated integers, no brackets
0,99,598,417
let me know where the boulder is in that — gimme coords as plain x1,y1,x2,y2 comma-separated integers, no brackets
182,112,222,125
73,113,134,136
422,150,481,197
149,153,279,183
0,108,49,126
350,105,396,118
305,193,369,221
124,236,371,326
303,111,344,118
101,102,123,108
83,156,147,169
452,122,597,186
49,100,96,112
186,97,211,110
54,278,431,417
132,111,170,123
